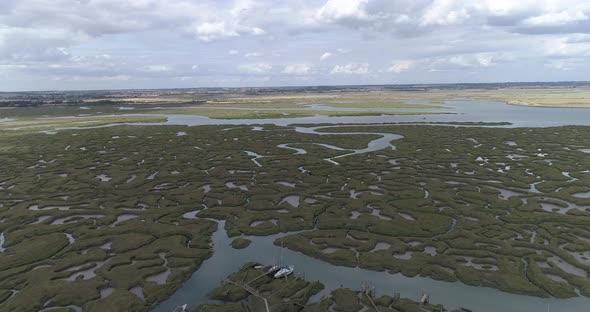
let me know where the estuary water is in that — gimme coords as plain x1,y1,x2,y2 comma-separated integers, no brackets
155,99,590,128
46,99,590,130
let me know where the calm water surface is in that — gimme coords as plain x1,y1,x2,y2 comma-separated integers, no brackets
156,99,590,128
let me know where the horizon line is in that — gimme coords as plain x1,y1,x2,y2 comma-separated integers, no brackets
2,80,590,94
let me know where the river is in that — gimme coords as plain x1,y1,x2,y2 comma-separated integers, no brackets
152,220,588,312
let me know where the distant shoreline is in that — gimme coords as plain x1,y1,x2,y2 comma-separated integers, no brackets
506,100,590,108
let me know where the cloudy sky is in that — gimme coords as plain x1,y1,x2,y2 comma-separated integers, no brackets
1,0,589,91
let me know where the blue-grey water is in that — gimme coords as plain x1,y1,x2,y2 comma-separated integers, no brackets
152,99,590,128
44,99,590,131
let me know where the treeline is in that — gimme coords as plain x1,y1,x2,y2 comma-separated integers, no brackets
0,101,46,107
0,99,123,108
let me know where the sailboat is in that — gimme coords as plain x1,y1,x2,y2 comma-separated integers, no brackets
273,265,294,278
273,239,294,278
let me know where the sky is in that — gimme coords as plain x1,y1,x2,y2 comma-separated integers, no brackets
0,0,589,91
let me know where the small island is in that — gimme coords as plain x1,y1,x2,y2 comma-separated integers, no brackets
230,238,252,250
195,263,460,312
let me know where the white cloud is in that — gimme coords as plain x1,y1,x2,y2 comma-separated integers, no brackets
191,2,266,43
99,75,131,81
1,0,590,90
191,65,199,71
143,65,172,72
482,1,590,34
245,52,263,58
386,60,414,73
476,54,494,67
0,64,28,70
237,63,272,74
316,0,370,23
193,22,262,42
250,27,266,36
420,1,471,26
566,34,590,44
542,38,590,57
321,49,348,61
331,63,369,74
429,53,497,71
523,11,588,27
545,59,575,71
195,22,236,42
283,64,311,75
320,52,333,60
448,56,477,67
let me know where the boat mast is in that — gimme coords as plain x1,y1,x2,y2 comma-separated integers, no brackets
279,238,283,267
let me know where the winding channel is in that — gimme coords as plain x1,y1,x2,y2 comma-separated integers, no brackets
290,125,402,165
0,232,5,253
152,124,590,312
152,218,588,312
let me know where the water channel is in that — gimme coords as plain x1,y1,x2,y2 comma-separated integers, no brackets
152,219,589,312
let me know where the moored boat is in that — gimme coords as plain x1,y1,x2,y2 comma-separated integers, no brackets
273,265,294,278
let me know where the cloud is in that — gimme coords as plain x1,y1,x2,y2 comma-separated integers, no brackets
523,11,588,27
429,53,497,71
482,1,590,34
244,52,263,58
386,60,414,73
316,0,370,24
320,52,333,60
544,58,587,71
541,37,590,57
476,55,494,67
331,63,369,74
194,22,238,42
1,0,590,90
0,26,79,61
310,0,590,36
99,75,131,81
237,63,272,74
0,64,28,70
193,22,265,42
282,64,311,75
565,34,590,44
143,65,172,72
419,1,471,26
